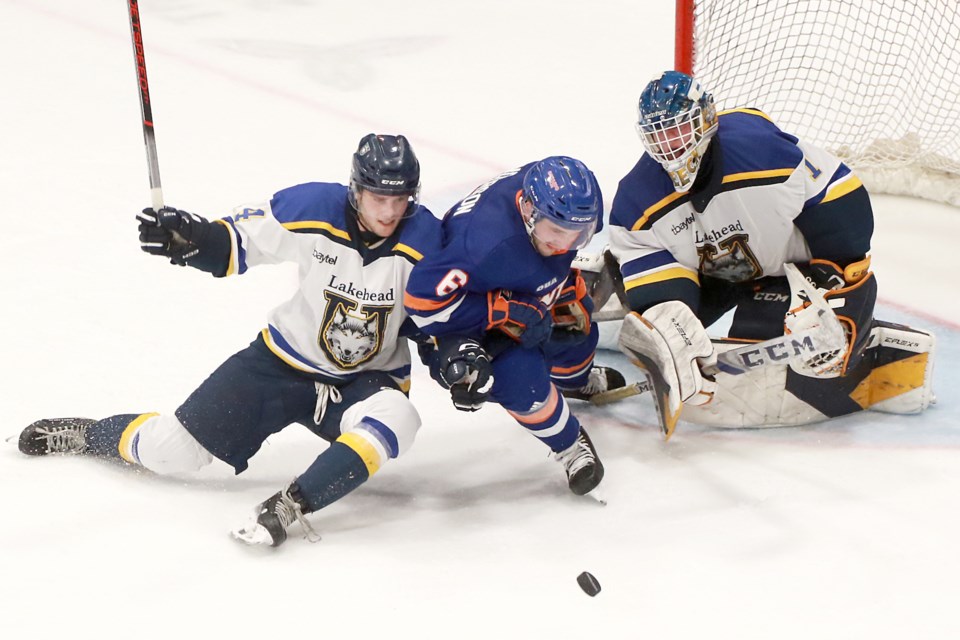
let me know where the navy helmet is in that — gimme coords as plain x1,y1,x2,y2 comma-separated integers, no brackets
349,133,420,210
521,156,602,252
636,70,718,192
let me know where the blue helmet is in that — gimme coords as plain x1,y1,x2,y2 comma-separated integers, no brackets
636,70,718,192
522,156,602,253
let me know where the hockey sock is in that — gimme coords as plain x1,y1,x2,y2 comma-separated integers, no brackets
85,413,144,460
295,440,372,512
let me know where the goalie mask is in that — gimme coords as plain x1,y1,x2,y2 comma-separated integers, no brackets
636,70,718,193
520,156,602,255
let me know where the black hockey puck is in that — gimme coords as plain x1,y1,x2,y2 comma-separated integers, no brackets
577,571,601,597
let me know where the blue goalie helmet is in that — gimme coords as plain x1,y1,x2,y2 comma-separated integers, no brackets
636,70,718,192
349,133,421,211
521,156,602,254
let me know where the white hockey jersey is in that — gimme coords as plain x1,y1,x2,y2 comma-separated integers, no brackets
609,109,872,313
215,182,441,385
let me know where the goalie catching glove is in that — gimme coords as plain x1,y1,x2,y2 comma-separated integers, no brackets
784,258,876,378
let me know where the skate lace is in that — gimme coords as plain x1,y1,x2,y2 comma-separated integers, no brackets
555,434,595,477
275,490,321,544
36,425,88,454
578,368,609,396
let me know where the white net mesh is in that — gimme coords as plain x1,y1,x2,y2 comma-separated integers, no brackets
689,0,960,206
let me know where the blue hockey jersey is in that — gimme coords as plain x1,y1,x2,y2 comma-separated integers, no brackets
404,164,602,337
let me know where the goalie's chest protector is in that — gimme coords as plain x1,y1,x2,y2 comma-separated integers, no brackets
220,182,440,381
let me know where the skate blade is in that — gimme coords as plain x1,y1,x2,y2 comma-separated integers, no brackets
585,489,607,506
230,520,276,547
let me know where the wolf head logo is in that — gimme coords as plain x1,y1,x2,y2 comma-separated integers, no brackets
323,308,379,367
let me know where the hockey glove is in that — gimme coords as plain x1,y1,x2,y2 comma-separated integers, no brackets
486,290,552,348
138,207,212,267
550,269,595,346
784,258,876,377
430,336,494,412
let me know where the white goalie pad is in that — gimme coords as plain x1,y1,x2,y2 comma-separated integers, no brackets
681,321,937,428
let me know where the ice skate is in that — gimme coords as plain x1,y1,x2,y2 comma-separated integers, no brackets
18,418,95,456
555,427,604,496
231,483,318,547
561,366,626,401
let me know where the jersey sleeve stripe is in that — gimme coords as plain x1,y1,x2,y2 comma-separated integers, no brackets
281,220,351,241
392,243,423,262
721,168,795,185
820,173,864,204
216,218,244,276
624,266,700,291
631,191,688,231
403,291,458,312
620,250,677,278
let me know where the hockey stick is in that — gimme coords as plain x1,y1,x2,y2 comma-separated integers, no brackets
127,0,164,211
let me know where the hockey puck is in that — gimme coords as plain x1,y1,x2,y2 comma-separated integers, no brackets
577,571,601,597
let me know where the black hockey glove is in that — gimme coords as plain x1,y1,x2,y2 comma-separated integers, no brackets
430,336,494,412
138,207,212,267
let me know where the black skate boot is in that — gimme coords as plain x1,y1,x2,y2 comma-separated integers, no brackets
18,418,95,456
561,366,626,401
555,427,604,496
231,482,318,547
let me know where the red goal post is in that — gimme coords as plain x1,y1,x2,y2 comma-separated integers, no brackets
675,0,960,206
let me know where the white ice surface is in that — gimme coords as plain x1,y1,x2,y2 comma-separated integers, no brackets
1,2,958,639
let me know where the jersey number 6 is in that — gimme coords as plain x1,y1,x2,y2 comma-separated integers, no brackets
436,269,469,297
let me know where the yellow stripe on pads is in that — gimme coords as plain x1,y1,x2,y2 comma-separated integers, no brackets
337,432,382,476
624,267,699,291
849,353,929,409
118,412,159,464
821,175,864,204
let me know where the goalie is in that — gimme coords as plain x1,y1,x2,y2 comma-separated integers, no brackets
599,70,935,435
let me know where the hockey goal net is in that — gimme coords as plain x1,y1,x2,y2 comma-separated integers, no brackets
675,0,960,206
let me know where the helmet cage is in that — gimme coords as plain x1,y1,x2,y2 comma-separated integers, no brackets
636,72,718,192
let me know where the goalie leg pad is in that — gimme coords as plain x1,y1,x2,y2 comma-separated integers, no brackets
682,320,936,427
853,320,936,414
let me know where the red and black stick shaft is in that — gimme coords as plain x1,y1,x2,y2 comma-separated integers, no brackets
127,0,164,211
